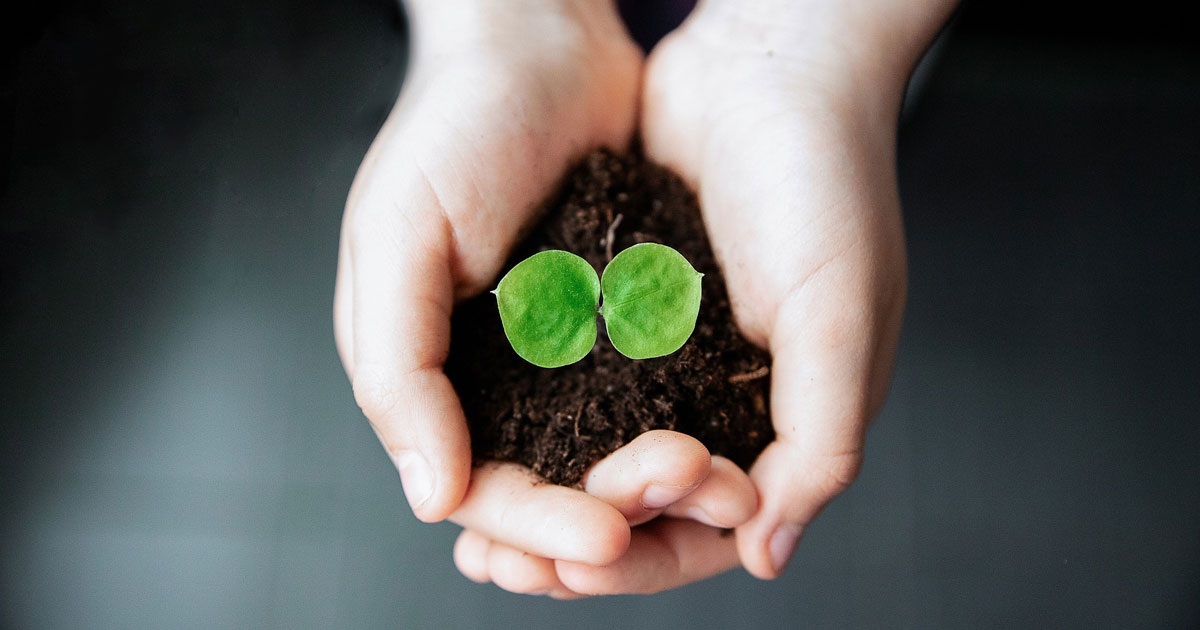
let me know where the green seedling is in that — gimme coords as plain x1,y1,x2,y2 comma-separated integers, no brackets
493,243,703,368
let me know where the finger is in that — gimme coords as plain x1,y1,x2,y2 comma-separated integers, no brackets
736,282,886,579
450,462,630,566
348,180,471,524
452,529,491,584
583,430,711,526
486,539,581,598
555,519,739,595
455,531,588,599
661,455,758,529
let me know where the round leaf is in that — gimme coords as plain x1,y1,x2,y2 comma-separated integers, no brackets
601,243,702,360
494,250,600,368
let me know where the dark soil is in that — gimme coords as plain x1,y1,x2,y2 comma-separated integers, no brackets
445,150,774,488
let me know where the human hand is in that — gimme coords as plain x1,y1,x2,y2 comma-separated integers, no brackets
581,0,957,587
334,0,757,589
333,0,641,531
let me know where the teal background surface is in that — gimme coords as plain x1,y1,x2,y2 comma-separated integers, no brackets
3,2,1198,628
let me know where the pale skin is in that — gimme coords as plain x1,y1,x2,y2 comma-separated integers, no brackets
333,0,957,597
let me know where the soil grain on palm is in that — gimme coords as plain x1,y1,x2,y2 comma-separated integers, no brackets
445,150,773,487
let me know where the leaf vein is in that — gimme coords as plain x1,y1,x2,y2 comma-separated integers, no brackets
603,277,698,312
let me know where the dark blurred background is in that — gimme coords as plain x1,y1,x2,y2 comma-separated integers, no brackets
2,1,1198,628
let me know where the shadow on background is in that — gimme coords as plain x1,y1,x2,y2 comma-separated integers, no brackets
2,1,1198,628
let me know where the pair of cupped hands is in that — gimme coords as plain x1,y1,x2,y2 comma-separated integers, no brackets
334,0,949,598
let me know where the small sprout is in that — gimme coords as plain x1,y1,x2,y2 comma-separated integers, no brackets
493,243,703,367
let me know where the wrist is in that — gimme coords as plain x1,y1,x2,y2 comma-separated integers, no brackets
404,0,629,58
685,0,957,111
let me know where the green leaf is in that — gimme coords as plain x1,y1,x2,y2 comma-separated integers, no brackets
493,250,600,368
600,243,703,360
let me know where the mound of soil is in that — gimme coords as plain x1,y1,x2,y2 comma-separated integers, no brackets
445,150,773,487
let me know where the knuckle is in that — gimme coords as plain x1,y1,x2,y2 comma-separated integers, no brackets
348,210,408,258
487,565,525,592
345,189,394,238
351,365,403,422
554,563,608,596
818,450,863,497
488,550,544,594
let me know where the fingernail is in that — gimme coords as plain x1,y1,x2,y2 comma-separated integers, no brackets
769,524,803,574
641,484,693,510
685,506,723,528
393,451,434,511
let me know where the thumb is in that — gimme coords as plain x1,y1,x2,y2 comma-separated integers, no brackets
735,275,897,579
345,179,472,523
736,441,864,580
